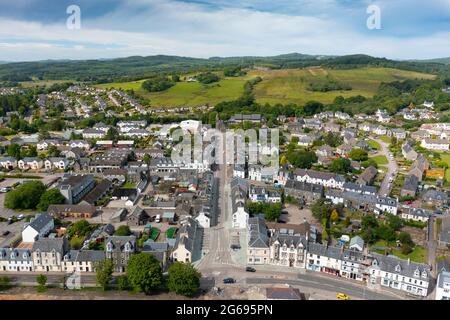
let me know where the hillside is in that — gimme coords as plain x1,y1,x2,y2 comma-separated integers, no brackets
97,67,436,107
1,53,448,83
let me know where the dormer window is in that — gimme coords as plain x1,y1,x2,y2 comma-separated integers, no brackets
395,264,401,272
414,269,420,277
421,271,427,278
106,243,113,252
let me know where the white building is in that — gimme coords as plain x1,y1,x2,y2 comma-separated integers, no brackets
22,213,54,243
368,253,430,297
18,158,44,170
436,271,450,300
195,211,211,229
421,138,449,151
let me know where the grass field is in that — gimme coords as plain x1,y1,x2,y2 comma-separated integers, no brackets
96,77,248,106
441,154,450,183
370,155,389,165
367,139,381,151
379,135,392,144
20,79,75,88
248,67,435,105
95,67,435,107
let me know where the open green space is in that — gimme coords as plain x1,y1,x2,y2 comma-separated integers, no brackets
367,139,381,151
440,154,450,183
149,228,160,241
379,135,392,144
122,181,136,189
95,67,435,107
370,155,389,165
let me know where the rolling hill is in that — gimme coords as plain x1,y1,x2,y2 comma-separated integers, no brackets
97,66,436,107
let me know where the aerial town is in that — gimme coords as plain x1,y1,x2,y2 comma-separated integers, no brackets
0,83,449,301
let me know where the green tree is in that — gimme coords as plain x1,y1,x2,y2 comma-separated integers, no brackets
6,143,21,159
398,232,414,246
0,276,9,290
127,253,163,294
401,243,413,255
68,220,92,238
5,181,46,210
37,188,65,211
167,262,201,296
37,274,47,292
349,148,369,161
330,158,351,174
311,199,332,220
95,259,114,291
47,145,61,157
362,214,379,229
115,225,132,236
105,127,119,142
303,101,324,116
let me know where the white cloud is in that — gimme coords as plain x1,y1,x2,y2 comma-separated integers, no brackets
0,0,449,61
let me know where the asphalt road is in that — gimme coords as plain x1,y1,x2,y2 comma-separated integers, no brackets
374,138,398,197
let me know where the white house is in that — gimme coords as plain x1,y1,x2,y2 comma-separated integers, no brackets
44,157,69,171
0,157,17,170
18,158,44,170
123,129,150,138
195,211,211,229
421,138,449,151
22,213,54,243
82,128,106,139
368,253,430,297
294,169,345,189
233,164,246,179
0,248,33,272
68,140,90,150
436,271,450,300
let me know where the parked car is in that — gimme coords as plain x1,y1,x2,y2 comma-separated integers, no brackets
223,278,235,284
155,214,161,223
336,293,350,300
2,230,10,236
245,267,256,272
17,214,24,220
230,244,241,250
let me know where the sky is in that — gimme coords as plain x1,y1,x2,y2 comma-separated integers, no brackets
0,0,449,62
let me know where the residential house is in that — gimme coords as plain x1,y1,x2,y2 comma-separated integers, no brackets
0,157,17,170
400,207,432,223
402,142,418,161
0,248,33,272
421,139,449,151
171,217,200,263
294,169,345,189
32,237,69,272
62,250,105,273
231,177,249,229
81,179,113,206
103,168,127,183
423,189,448,207
368,252,430,297
284,179,323,205
391,128,407,140
105,236,137,272
44,157,69,171
401,175,419,198
127,206,148,226
269,231,307,268
18,157,44,170
356,166,378,186
408,156,429,181
68,140,90,150
247,216,270,265
22,213,54,243
343,182,377,195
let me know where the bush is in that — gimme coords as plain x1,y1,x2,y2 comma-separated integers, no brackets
196,72,220,84
36,274,47,292
401,244,413,255
142,77,175,92
117,275,129,291
127,254,163,294
115,225,132,236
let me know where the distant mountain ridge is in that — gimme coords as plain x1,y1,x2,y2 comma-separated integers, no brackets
0,53,448,83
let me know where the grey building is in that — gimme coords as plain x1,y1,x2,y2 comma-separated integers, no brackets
59,174,95,204
105,236,137,272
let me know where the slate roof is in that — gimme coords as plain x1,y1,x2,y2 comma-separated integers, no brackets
248,217,269,248
370,252,431,280
285,179,323,194
32,237,68,256
28,213,53,232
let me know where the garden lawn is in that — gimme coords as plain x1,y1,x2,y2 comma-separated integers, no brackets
367,139,381,151
122,181,136,189
379,135,392,144
392,245,427,264
370,155,389,165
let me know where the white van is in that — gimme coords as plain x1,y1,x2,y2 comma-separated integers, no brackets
155,214,161,223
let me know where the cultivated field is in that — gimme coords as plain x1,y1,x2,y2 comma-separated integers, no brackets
96,67,435,107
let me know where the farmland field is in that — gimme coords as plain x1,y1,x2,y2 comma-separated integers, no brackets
96,67,435,107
